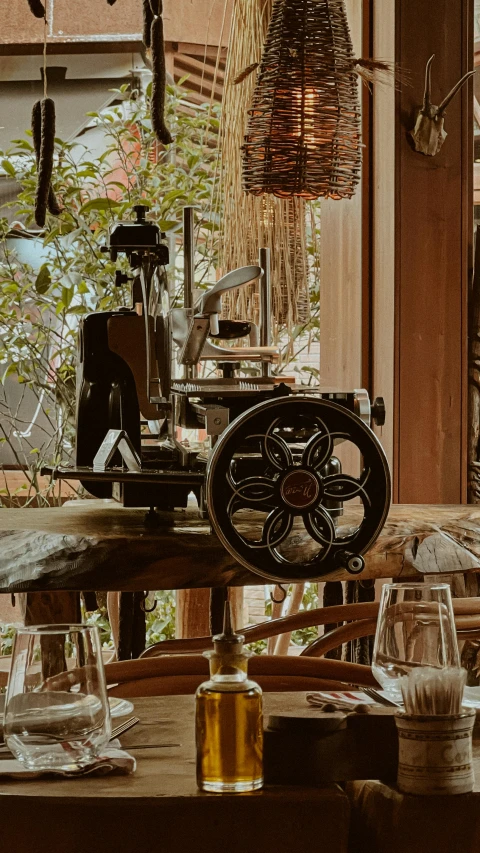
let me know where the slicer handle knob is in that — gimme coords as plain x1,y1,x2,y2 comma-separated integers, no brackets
335,550,365,575
133,204,149,223
115,271,132,287
372,397,386,427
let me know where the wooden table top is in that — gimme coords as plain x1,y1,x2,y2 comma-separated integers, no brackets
0,500,480,591
0,693,342,801
0,693,351,853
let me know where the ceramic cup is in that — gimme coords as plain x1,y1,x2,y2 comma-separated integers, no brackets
395,710,475,796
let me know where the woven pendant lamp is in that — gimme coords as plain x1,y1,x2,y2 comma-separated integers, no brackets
242,0,362,200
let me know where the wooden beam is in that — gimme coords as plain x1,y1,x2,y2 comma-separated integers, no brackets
174,54,225,83
2,0,233,46
175,42,228,57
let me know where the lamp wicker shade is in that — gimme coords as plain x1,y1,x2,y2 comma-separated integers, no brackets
242,0,362,200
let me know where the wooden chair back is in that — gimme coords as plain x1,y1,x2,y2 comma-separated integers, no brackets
140,598,480,660
105,653,378,698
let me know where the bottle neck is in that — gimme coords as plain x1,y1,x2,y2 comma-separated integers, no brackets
207,651,250,682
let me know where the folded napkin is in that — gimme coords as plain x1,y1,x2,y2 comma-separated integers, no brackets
306,692,372,713
0,741,136,779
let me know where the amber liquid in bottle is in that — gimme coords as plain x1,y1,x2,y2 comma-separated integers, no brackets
195,605,263,793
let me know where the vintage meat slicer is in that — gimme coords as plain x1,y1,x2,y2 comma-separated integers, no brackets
52,204,391,583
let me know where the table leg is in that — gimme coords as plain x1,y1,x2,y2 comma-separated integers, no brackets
117,592,145,660
19,591,82,678
175,589,211,638
20,591,81,626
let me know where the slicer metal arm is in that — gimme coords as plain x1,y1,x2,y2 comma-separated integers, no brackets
198,265,262,314
199,340,279,363
197,265,262,335
174,242,274,367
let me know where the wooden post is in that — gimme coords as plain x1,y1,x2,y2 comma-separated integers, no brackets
392,0,473,502
175,589,211,639
228,587,245,631
21,592,81,626
319,0,363,405
117,592,146,660
469,227,480,502
175,587,245,639
370,0,395,472
19,592,82,679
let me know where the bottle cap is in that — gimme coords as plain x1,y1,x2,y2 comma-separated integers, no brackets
213,602,245,654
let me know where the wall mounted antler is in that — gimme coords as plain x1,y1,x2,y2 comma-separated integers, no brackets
410,54,475,156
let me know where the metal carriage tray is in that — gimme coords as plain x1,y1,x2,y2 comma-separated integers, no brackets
44,465,205,486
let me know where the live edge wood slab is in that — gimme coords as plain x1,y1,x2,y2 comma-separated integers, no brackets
1,501,480,593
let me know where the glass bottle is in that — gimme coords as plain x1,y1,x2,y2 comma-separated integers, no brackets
195,602,263,793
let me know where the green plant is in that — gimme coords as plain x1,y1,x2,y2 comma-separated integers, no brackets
291,583,320,647
84,590,176,649
85,609,115,650
245,639,268,655
0,80,219,505
145,590,176,645
0,623,15,657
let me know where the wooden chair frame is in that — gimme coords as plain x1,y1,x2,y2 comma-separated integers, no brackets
105,653,378,697
140,599,480,659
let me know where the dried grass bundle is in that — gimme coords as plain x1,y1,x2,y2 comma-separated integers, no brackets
31,100,61,218
27,0,45,18
242,0,362,200
150,9,173,145
355,58,410,90
32,98,60,228
143,0,154,48
214,0,311,327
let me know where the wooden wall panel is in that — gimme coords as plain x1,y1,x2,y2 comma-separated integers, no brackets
319,194,362,390
319,0,362,394
371,0,395,474
394,0,472,503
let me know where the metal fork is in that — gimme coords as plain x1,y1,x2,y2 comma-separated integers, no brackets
361,687,401,708
110,716,140,740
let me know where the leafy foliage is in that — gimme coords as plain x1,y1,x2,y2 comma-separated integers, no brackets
85,590,177,650
0,81,219,504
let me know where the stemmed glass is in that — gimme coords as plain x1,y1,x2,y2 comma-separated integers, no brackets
4,624,111,770
372,583,461,702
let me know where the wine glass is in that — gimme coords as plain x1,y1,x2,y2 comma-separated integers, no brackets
4,624,111,770
372,582,460,701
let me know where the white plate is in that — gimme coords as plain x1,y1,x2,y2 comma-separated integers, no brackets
108,697,135,718
462,687,480,709
0,695,132,718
